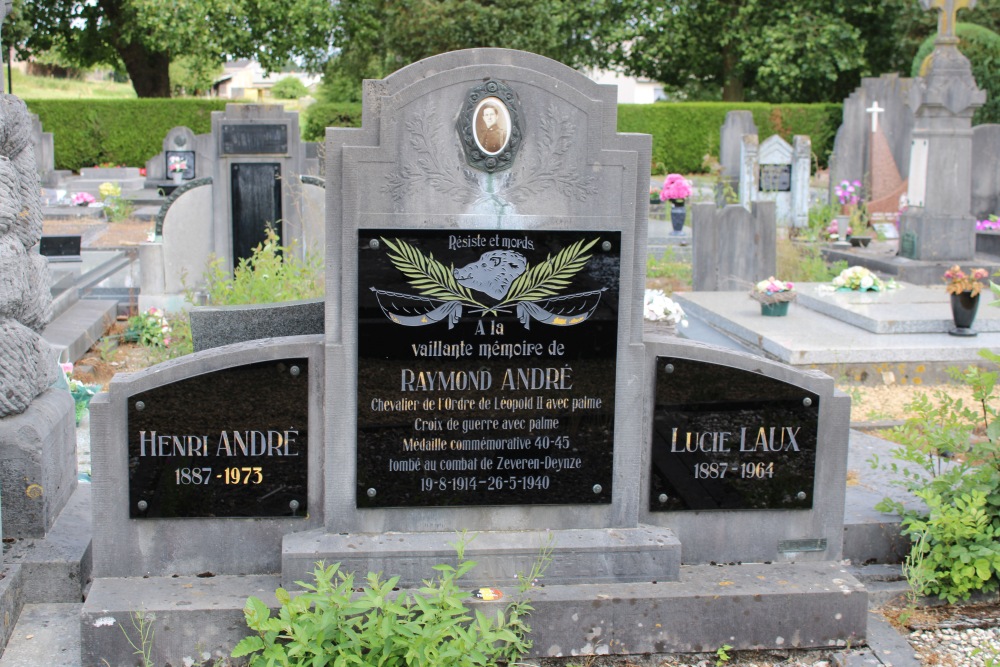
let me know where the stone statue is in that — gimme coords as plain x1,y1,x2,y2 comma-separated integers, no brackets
0,5,55,417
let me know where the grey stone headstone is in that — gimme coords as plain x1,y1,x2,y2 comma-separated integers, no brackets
720,111,757,182
190,298,324,351
692,201,776,291
971,124,1000,220
29,113,55,186
831,74,916,192
324,48,651,536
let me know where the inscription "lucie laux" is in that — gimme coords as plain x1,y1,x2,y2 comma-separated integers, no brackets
670,426,801,453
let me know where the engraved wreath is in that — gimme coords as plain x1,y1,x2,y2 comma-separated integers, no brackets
370,237,607,329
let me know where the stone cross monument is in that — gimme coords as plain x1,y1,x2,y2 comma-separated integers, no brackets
900,0,984,259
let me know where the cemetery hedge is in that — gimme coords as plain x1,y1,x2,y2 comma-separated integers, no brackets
618,102,842,174
25,99,229,172
27,98,841,174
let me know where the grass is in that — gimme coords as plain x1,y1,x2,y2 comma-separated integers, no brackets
9,69,137,99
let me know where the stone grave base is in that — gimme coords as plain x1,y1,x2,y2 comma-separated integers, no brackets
0,564,25,653
1,485,92,604
281,527,682,589
80,561,866,665
0,389,78,539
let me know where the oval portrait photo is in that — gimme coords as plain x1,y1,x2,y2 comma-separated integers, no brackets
473,97,510,155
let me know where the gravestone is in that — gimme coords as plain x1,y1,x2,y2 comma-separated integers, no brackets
831,74,917,196
739,134,809,227
718,111,757,198
692,201,777,291
138,105,325,312
899,0,984,260
81,49,863,665
971,124,1000,219
29,113,57,186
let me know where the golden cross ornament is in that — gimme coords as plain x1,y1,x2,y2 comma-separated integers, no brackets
920,0,976,39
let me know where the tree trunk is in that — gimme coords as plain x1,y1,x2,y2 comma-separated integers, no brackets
720,47,744,101
118,42,172,98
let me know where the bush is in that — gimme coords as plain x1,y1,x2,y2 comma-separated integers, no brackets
617,102,842,174
271,76,309,100
872,351,1000,602
301,101,363,141
195,228,324,305
233,535,548,667
912,22,1000,126
25,99,229,171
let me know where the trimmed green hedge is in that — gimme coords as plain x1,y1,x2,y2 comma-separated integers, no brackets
25,99,228,172
618,102,842,174
302,102,363,141
27,98,841,175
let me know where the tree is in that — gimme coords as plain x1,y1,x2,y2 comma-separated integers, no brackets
609,0,891,103
320,0,628,103
7,0,336,98
271,76,309,100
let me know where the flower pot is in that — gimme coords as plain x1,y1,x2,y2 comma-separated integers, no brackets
760,301,789,317
670,202,686,235
949,290,980,336
171,172,184,185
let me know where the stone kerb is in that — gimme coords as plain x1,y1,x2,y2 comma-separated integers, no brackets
324,48,650,535
641,338,851,564
89,335,325,577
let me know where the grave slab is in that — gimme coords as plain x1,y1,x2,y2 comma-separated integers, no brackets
0,603,81,667
79,562,866,665
0,564,24,655
674,289,1000,372
795,282,1000,334
282,527,681,589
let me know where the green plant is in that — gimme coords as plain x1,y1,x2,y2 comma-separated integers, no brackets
194,228,324,306
715,643,733,666
96,336,118,363
271,76,309,100
645,247,692,287
233,534,550,667
872,352,1000,602
127,307,172,349
122,611,156,667
776,238,845,283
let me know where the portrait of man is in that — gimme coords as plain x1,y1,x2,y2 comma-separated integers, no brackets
474,97,509,155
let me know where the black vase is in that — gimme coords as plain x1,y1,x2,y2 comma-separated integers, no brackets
949,291,980,336
670,201,686,235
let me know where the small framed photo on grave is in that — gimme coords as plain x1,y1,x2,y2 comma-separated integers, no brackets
759,164,792,192
166,151,195,180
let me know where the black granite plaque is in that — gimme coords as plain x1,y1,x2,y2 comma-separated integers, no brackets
759,164,792,192
165,150,196,180
39,235,81,257
649,357,818,511
127,359,308,518
357,230,620,507
221,124,288,155
231,163,282,264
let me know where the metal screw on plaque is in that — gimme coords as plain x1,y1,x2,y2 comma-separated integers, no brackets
802,397,812,407
602,241,612,252
367,488,377,498
289,500,300,512
664,364,674,374
135,401,145,411
796,492,807,501
592,484,602,494
137,500,148,512
369,239,379,250
658,494,668,504
290,366,300,377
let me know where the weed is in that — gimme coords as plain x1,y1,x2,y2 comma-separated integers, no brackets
777,238,846,283
96,336,118,363
233,533,551,667
715,643,733,666
646,248,692,290
871,351,1000,602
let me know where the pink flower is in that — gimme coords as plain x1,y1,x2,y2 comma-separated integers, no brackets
660,173,692,201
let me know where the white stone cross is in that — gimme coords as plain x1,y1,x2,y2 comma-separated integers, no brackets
866,101,884,133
